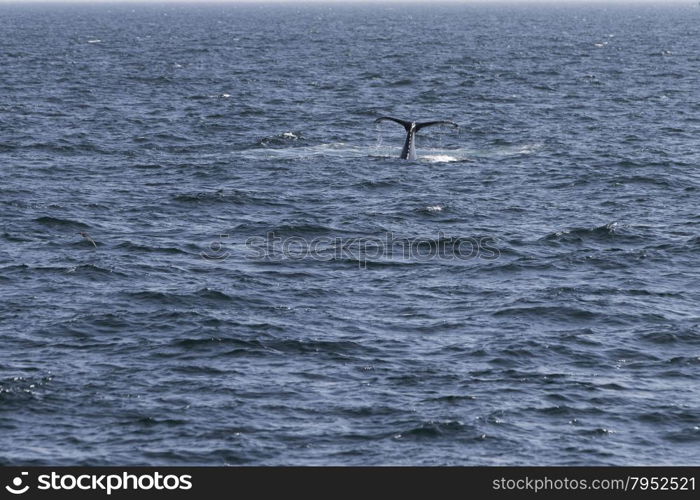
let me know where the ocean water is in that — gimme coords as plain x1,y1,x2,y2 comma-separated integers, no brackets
1,2,699,466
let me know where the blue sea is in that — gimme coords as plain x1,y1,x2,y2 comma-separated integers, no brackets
1,2,699,465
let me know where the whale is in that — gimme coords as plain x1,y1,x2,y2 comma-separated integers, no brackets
375,116,458,160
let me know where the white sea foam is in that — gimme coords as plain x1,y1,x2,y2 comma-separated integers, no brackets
241,142,357,160
488,143,542,157
423,154,459,163
243,143,471,162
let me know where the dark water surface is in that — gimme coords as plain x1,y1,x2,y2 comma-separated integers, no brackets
1,2,699,465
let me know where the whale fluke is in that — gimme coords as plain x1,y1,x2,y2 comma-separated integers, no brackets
375,116,413,130
375,116,458,160
415,120,459,131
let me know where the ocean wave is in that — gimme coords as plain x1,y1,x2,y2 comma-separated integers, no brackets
254,131,305,148
542,222,641,244
397,420,477,440
663,427,700,443
33,216,90,229
418,204,446,214
232,221,338,237
126,287,243,306
171,189,276,207
493,305,597,320
115,241,193,255
64,264,125,278
352,179,400,189
0,374,54,404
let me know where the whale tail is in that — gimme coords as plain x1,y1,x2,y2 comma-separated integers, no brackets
374,116,458,160
375,116,413,131
415,120,459,131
